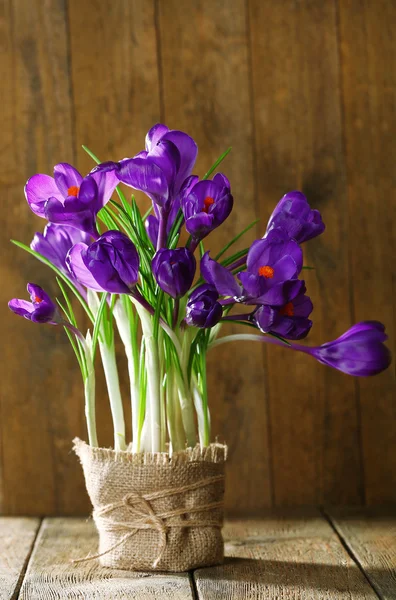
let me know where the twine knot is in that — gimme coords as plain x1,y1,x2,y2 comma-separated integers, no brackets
72,474,224,569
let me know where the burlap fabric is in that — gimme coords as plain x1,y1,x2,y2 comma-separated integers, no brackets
73,438,227,572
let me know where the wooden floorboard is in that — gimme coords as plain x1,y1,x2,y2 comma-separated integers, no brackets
327,507,396,600
194,510,379,599
2,512,394,599
0,517,40,600
18,518,194,600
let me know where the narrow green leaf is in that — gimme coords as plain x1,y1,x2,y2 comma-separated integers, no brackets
267,332,291,346
215,219,259,261
56,277,77,327
82,145,100,164
11,240,94,323
302,265,315,270
91,292,109,360
203,147,232,180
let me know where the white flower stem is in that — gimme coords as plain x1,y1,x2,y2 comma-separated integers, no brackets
88,290,126,452
100,339,126,451
132,300,162,453
83,332,98,447
113,298,140,451
166,367,184,453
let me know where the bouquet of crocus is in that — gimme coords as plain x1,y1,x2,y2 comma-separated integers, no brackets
8,124,391,571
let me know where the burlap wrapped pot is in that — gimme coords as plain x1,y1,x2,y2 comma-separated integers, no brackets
73,438,227,572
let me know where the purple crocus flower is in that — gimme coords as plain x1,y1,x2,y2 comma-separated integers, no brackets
152,248,196,299
182,173,233,240
145,175,199,246
185,284,223,328
252,289,313,340
112,124,198,209
31,223,91,276
201,228,304,306
301,321,391,376
8,284,59,324
66,231,139,294
266,191,325,243
25,163,118,238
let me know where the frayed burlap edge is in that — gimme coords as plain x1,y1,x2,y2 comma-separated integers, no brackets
73,438,227,466
73,438,227,572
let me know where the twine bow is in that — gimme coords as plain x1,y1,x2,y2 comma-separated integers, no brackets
73,474,224,569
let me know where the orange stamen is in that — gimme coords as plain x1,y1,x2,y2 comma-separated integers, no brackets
203,196,215,213
34,296,43,304
67,185,80,197
279,302,294,317
258,265,274,278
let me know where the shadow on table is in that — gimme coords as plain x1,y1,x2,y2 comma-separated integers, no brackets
194,557,381,595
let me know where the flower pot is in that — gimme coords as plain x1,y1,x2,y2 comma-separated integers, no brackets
73,438,227,572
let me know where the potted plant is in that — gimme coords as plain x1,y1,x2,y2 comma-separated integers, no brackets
9,124,391,571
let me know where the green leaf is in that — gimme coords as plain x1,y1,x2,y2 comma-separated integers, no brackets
153,290,164,340
166,209,184,247
215,219,259,261
11,240,94,323
56,277,78,327
220,247,249,268
91,292,109,360
267,332,291,346
64,326,87,378
82,145,100,164
203,147,232,180
142,205,153,220
302,265,315,270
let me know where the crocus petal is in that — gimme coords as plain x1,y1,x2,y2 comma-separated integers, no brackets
201,252,242,298
185,213,214,238
266,191,325,243
271,255,300,283
25,174,63,217
66,243,103,291
145,123,169,152
186,284,222,328
117,157,169,204
149,139,180,190
9,283,57,323
95,231,139,288
53,163,83,196
307,322,392,376
145,214,159,246
90,169,119,210
152,248,196,298
45,196,97,237
8,298,35,318
247,229,302,274
31,224,91,276
238,271,264,299
213,173,230,189
254,279,305,306
78,176,98,205
161,130,198,193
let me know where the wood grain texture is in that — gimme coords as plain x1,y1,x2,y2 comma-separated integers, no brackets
328,507,396,600
1,0,84,516
157,0,272,514
18,518,194,600
248,0,361,506
65,0,162,509
195,510,378,599
337,0,396,505
0,517,40,600
1,0,395,514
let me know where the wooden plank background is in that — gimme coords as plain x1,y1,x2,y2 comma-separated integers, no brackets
1,0,395,516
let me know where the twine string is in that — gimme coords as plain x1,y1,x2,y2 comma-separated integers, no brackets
72,474,224,569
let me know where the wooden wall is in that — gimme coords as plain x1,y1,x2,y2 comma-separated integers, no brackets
1,0,395,516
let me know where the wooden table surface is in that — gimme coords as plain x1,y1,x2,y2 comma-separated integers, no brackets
1,508,395,599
